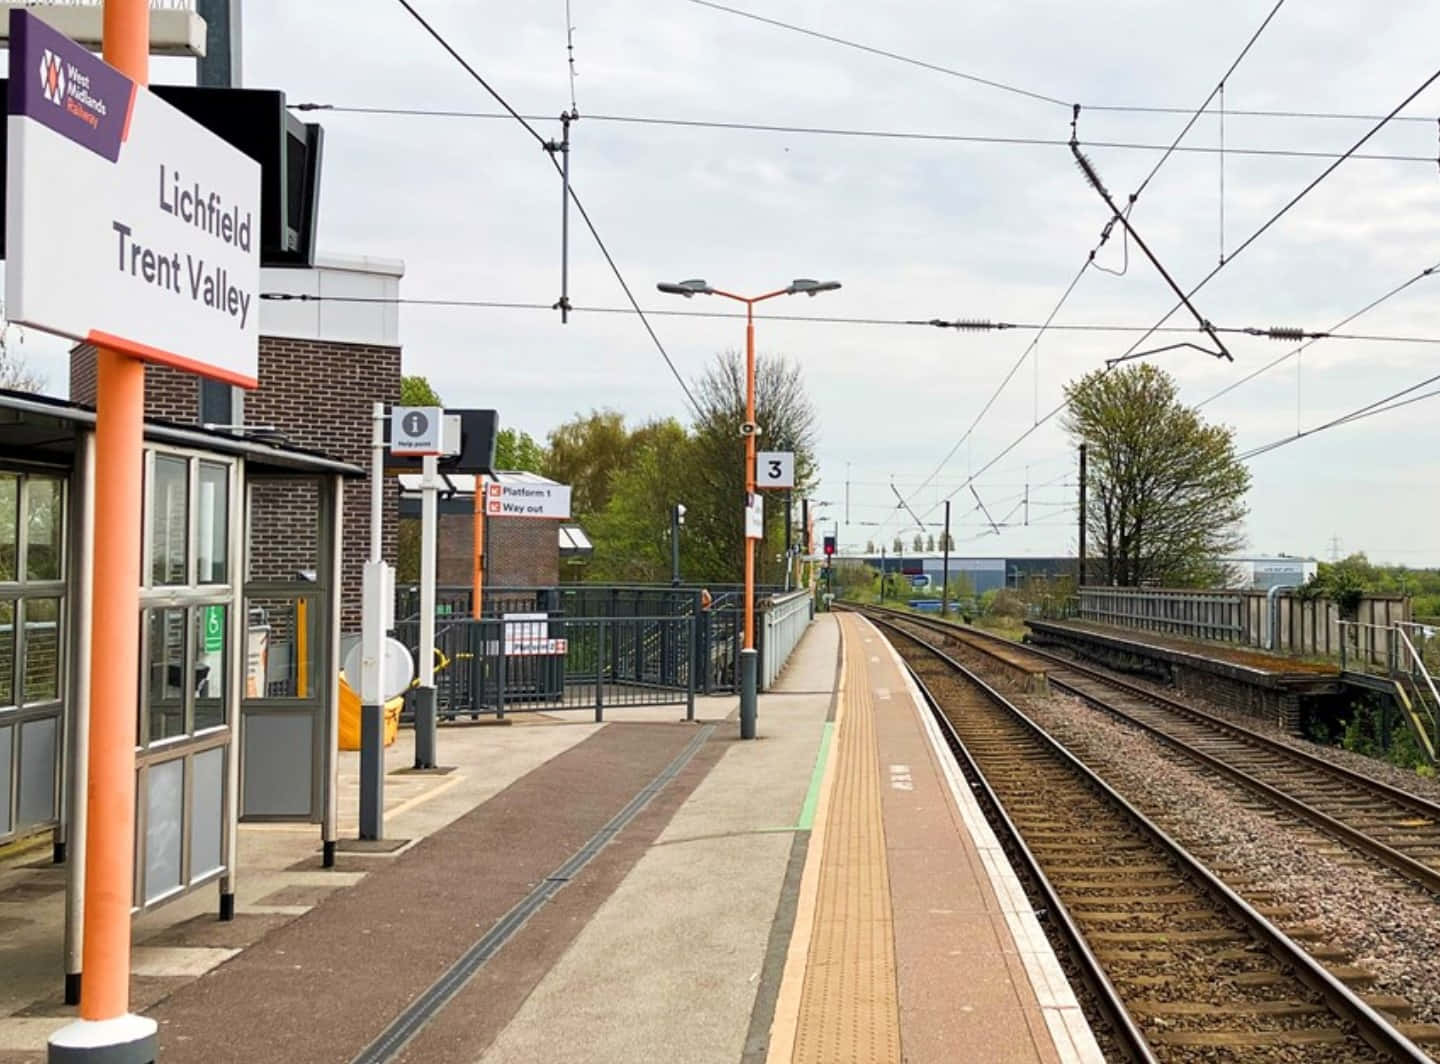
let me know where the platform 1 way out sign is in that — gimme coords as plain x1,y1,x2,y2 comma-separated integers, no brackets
485,479,572,519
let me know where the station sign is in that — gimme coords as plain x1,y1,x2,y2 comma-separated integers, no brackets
4,10,261,386
756,451,795,489
484,478,572,519
745,493,763,540
390,405,443,456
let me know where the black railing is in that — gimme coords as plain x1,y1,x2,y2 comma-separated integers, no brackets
395,583,795,695
396,614,697,722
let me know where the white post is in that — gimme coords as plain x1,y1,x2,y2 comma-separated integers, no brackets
369,402,384,565
414,453,439,768
359,402,387,838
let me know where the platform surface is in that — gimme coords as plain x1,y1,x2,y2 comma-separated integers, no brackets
1030,618,1339,678
0,611,1097,1063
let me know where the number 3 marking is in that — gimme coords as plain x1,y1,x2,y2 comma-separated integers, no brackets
768,460,782,478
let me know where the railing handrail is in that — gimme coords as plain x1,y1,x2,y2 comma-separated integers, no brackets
1394,627,1440,723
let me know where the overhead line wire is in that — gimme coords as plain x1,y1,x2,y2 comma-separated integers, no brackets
255,293,1440,346
1196,261,1440,409
901,2,1287,517
1129,0,1286,204
291,105,1439,164
685,0,1070,108
1239,370,1440,460
680,0,1437,128
1108,65,1440,367
389,0,699,414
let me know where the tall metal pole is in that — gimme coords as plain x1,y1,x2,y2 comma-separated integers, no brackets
414,453,439,769
739,302,758,740
784,491,793,591
670,504,681,587
557,112,573,322
50,2,154,1061
358,405,386,840
196,0,241,87
880,545,886,604
941,500,951,618
1078,443,1088,588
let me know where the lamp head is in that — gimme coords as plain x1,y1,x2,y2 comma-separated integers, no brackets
656,279,713,298
787,279,842,297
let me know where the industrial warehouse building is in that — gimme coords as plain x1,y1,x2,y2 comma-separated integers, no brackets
843,553,1318,592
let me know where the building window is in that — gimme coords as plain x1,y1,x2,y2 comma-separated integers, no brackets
138,448,237,747
150,455,189,586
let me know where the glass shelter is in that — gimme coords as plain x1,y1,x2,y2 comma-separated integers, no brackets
0,390,357,994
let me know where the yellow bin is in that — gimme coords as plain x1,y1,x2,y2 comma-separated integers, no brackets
337,674,403,751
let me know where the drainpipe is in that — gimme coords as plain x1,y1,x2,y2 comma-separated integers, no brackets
1267,584,1296,651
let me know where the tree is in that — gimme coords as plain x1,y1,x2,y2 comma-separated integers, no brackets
681,351,818,585
1063,364,1250,587
865,539,877,554
0,342,43,393
926,533,936,551
912,533,924,552
941,532,955,551
892,537,903,553
495,427,543,472
400,374,442,406
583,421,692,581
543,410,636,519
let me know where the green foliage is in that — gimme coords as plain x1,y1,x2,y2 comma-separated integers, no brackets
1063,363,1250,587
584,421,691,582
1301,552,1439,616
1337,696,1432,771
540,351,818,586
495,427,543,472
891,537,903,553
912,534,924,552
830,561,879,600
400,375,442,406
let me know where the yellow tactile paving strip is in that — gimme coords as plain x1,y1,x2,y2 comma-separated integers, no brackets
791,615,902,1063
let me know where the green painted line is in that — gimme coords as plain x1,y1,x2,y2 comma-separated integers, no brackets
795,722,835,831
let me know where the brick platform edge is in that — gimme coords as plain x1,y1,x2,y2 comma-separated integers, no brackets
1027,620,1345,735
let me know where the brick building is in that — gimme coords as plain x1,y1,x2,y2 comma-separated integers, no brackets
398,472,590,589
72,255,404,629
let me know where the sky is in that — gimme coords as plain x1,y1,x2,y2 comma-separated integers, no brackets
15,0,1440,565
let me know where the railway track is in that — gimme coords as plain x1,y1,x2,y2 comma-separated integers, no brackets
878,616,1431,1063
850,603,1440,897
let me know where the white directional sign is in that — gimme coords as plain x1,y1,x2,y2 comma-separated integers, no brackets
391,406,443,456
756,451,795,490
5,10,261,386
745,492,764,540
485,478,572,519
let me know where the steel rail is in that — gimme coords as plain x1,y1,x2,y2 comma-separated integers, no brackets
850,603,1440,896
874,614,1431,1063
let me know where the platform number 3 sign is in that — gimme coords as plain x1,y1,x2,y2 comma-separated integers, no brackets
756,451,795,489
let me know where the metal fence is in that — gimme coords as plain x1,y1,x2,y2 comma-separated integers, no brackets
760,590,814,690
395,614,696,722
395,583,798,696
1077,586,1410,659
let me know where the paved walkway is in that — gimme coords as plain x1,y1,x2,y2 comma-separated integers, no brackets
0,611,1102,1063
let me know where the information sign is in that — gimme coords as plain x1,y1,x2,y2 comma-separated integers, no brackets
390,406,443,456
484,479,572,519
745,493,763,540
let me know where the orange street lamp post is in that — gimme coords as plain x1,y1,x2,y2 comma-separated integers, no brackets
656,277,840,738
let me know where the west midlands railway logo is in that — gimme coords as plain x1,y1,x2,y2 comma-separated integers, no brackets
39,50,64,106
